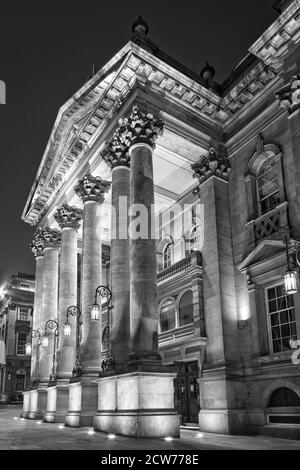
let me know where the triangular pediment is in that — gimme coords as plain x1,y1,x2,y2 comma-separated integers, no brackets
238,239,285,271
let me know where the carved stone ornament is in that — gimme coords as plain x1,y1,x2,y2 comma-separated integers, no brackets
41,227,61,249
191,147,231,184
101,132,131,169
276,74,300,115
115,104,164,149
54,204,83,230
30,229,46,257
75,173,111,203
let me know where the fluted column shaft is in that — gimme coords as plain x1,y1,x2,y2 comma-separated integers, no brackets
31,254,44,382
39,245,59,384
75,173,111,376
56,228,78,378
113,105,164,366
80,201,102,374
129,143,160,363
110,166,130,367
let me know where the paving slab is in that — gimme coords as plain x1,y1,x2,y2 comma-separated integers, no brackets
0,407,300,450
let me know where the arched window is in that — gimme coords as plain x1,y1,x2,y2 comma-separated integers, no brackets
268,388,300,407
189,224,202,252
163,243,173,270
179,291,193,326
257,160,280,216
160,299,176,332
15,370,26,392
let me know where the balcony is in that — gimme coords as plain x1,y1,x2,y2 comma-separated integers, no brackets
246,202,289,245
157,251,202,283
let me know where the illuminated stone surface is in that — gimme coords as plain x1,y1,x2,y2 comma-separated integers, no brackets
2,407,300,450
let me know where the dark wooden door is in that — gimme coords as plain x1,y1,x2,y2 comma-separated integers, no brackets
174,361,199,424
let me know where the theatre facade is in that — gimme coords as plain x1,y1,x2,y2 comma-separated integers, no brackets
22,0,300,438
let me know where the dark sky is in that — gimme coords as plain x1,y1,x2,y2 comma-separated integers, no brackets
0,0,277,282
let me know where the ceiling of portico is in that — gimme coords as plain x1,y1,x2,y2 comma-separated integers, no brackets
47,127,204,244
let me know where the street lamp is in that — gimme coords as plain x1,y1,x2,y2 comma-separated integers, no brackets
90,285,112,321
90,285,114,372
64,306,82,378
283,232,298,295
43,320,59,383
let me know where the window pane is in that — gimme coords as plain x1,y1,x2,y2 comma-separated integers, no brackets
163,244,173,269
17,333,27,355
267,285,297,353
160,299,176,332
179,291,193,326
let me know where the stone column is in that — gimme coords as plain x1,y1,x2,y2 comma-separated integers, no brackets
117,105,164,366
30,230,45,383
39,228,61,385
75,174,111,375
55,205,82,379
102,136,130,369
93,107,180,437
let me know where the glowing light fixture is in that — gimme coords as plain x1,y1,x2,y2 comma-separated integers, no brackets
164,436,173,442
41,336,49,348
90,302,100,321
63,322,71,338
284,269,298,295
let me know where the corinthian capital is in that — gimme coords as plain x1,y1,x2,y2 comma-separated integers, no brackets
75,174,111,203
102,132,130,169
191,147,231,184
30,229,45,257
115,105,164,149
54,204,83,230
276,74,300,115
42,227,61,249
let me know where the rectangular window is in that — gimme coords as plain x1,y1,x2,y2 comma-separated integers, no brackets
20,283,30,289
15,373,25,391
18,307,29,321
16,332,27,355
257,161,280,215
266,284,297,353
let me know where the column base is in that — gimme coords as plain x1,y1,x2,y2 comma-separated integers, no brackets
94,410,179,438
27,387,47,420
94,371,180,438
65,377,98,427
198,409,249,435
21,391,31,418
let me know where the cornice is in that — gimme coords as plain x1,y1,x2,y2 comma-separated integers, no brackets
249,0,300,71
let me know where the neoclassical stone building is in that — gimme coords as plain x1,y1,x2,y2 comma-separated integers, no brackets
22,0,300,438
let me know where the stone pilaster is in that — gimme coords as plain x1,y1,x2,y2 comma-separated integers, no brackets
192,148,245,434
276,75,300,238
116,105,164,366
39,228,61,385
54,204,82,379
30,230,45,383
75,174,111,375
102,136,130,369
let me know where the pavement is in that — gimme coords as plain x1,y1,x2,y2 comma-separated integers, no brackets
0,406,300,450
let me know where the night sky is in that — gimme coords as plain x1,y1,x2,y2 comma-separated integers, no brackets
0,0,277,282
